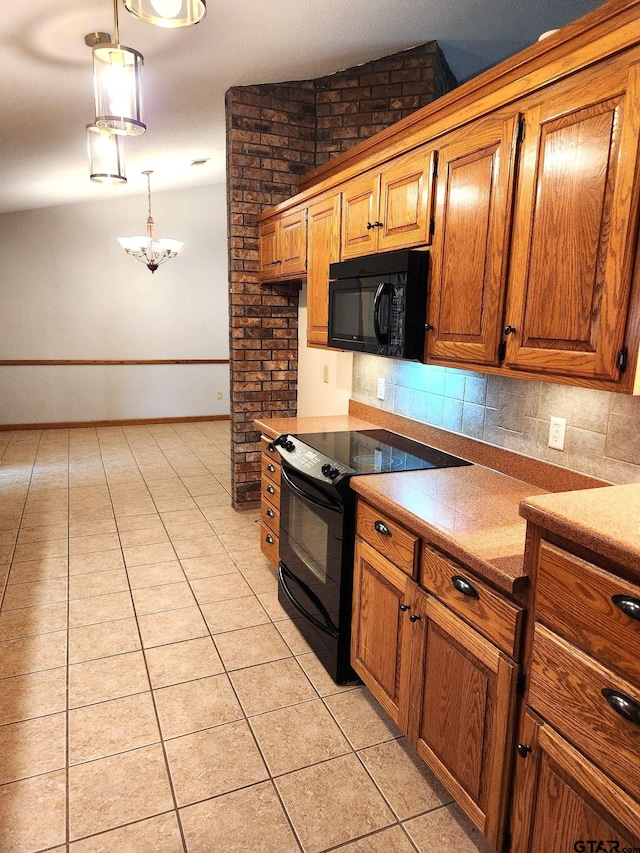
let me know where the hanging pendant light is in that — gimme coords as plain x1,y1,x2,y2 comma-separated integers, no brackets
123,0,206,28
118,171,183,273
86,0,145,137
86,124,127,184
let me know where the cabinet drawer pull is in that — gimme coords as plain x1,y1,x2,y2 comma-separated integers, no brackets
267,485,276,494
374,520,391,536
409,614,421,622
265,533,274,545
602,688,640,726
612,594,640,622
399,603,410,612
266,507,275,518
267,463,276,473
451,575,479,599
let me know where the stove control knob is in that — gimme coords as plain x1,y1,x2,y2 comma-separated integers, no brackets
328,467,340,480
321,463,332,477
284,440,295,452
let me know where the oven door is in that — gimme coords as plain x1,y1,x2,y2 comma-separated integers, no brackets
277,462,356,683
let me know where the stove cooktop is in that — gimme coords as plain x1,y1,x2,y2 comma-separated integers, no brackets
296,429,471,475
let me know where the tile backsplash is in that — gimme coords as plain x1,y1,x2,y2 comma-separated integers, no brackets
352,354,640,485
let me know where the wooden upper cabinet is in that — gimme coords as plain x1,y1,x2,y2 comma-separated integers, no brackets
306,193,341,347
426,113,520,366
503,61,640,381
258,207,307,282
341,146,435,259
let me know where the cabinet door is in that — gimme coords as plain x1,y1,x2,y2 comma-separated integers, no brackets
377,147,435,252
341,173,380,259
409,592,517,846
306,193,341,347
504,61,640,380
510,710,640,852
426,114,520,366
258,218,280,278
351,537,414,729
280,208,307,278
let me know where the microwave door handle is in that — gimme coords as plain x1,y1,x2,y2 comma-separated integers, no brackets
281,466,343,514
373,282,391,344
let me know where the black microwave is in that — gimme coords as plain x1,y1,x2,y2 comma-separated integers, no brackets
327,249,428,359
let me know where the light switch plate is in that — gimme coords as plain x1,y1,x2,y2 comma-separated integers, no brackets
377,377,385,400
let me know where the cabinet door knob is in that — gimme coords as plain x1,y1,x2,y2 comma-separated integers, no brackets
424,323,434,332
451,575,479,599
503,325,517,336
265,534,274,545
267,485,276,494
374,220,383,228
612,594,640,622
602,688,640,726
374,520,391,536
516,743,532,758
366,221,375,230
409,614,421,622
399,603,410,612
266,508,275,518
267,463,276,472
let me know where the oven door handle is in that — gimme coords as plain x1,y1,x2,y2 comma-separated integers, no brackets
373,281,391,345
278,562,339,639
280,466,342,514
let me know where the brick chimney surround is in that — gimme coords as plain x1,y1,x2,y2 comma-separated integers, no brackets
226,42,457,507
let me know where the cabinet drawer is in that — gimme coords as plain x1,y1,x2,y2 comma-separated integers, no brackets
421,545,522,658
356,501,419,577
261,476,280,507
536,541,640,685
261,497,279,535
261,453,281,487
529,623,640,802
260,521,279,568
261,436,281,463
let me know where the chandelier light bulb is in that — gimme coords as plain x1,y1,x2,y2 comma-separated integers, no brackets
151,0,183,18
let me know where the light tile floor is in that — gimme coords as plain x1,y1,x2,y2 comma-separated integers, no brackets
0,421,494,853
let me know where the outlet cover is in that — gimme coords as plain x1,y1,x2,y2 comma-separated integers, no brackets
377,377,385,400
548,416,566,451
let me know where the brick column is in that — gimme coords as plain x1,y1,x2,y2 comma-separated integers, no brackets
226,43,456,508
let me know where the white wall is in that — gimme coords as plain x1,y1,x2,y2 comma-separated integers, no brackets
297,281,353,417
0,183,229,424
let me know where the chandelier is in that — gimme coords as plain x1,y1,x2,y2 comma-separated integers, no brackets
123,0,206,28
118,171,183,273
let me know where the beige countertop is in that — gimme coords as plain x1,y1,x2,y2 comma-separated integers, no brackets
255,413,547,596
520,483,640,581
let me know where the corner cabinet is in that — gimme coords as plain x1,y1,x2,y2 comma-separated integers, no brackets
351,499,522,849
258,207,307,282
340,146,436,260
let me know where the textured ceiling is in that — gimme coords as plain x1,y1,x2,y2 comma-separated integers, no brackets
0,0,603,214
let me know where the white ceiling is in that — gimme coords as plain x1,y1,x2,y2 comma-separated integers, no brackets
0,0,603,214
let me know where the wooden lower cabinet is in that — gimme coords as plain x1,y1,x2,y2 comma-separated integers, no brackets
510,710,640,852
352,532,518,848
260,437,281,568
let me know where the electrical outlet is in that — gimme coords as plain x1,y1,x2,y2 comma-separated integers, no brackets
216,391,223,400
548,416,566,451
323,364,329,384
377,377,385,400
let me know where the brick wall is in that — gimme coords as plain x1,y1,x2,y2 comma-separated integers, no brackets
226,43,456,507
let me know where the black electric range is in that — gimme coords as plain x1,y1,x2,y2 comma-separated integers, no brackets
272,429,471,683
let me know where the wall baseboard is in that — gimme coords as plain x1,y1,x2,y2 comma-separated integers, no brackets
0,415,230,431
0,359,229,366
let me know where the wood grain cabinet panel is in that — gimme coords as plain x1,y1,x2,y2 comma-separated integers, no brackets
341,147,435,259
510,710,640,853
504,61,640,381
426,113,520,366
351,537,414,728
410,592,518,846
260,436,281,568
306,192,341,347
258,207,307,282
356,500,420,577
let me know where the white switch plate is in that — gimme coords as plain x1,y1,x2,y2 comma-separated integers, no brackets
548,416,566,451
377,377,385,400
